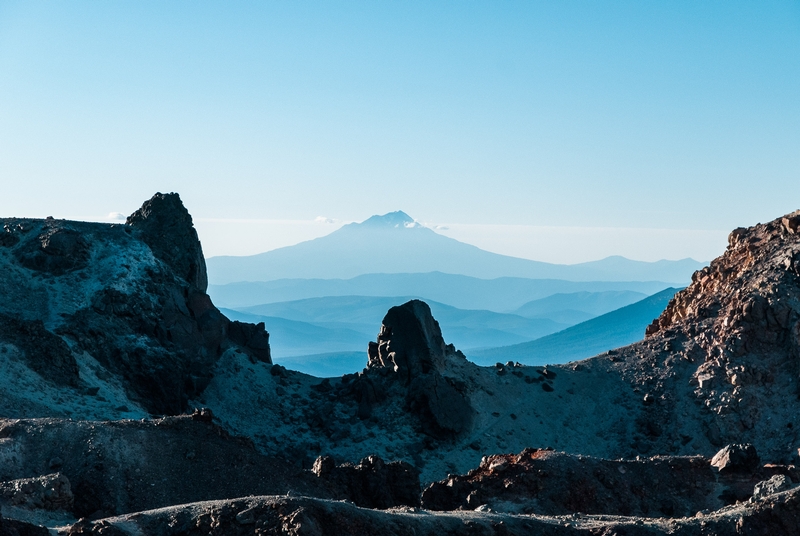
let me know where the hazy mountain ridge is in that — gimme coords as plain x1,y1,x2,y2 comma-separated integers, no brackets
470,287,680,366
209,272,675,312
513,289,647,324
206,211,705,285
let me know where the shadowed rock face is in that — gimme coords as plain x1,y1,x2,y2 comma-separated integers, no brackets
126,192,208,293
368,299,451,381
0,416,332,520
311,455,420,509
366,300,475,438
14,226,91,276
0,314,79,388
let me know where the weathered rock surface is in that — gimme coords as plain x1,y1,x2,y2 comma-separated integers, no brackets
421,446,799,516
711,444,761,474
366,300,475,437
311,455,421,509
0,473,73,513
0,513,50,536
0,415,335,521
56,488,800,536
126,193,208,293
0,193,271,416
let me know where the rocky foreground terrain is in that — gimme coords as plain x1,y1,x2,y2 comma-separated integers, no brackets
1,194,800,535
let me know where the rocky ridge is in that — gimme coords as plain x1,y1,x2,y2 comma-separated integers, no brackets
2,199,800,534
0,192,271,417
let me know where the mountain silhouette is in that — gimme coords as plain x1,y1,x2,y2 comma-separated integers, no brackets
206,212,705,285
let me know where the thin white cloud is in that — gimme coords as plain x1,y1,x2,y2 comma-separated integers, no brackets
106,212,126,221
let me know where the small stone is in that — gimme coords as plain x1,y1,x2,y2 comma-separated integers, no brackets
312,456,335,477
235,507,256,525
191,407,214,422
697,374,714,389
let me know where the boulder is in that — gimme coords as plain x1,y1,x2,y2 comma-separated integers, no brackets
753,474,792,500
711,444,760,474
367,300,450,381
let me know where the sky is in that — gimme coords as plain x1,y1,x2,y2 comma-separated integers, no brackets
1,1,798,263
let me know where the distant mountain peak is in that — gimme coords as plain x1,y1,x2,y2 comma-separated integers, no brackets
357,211,421,229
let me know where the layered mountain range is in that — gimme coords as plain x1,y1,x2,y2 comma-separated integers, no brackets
1,194,800,535
206,212,700,372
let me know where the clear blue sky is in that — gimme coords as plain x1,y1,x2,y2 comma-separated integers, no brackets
1,2,798,261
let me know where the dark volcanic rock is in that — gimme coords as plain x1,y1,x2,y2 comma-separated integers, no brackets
421,448,800,517
0,514,49,536
0,314,79,388
227,321,271,363
58,487,800,536
0,416,330,520
14,226,90,276
0,473,73,512
126,192,208,292
367,300,453,381
366,300,475,437
311,455,420,509
0,193,272,416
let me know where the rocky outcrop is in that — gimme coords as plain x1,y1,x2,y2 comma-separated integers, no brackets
0,416,330,520
0,473,73,512
7,199,800,535
366,300,475,438
421,445,799,516
126,193,208,292
56,488,800,536
0,514,49,536
0,193,271,416
0,315,79,388
311,455,420,509
625,209,800,460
